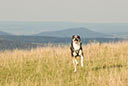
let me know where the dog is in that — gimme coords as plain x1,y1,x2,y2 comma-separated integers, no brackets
70,35,84,72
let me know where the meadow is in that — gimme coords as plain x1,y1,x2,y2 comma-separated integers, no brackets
0,41,128,86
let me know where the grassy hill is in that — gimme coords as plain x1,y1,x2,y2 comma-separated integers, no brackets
0,41,128,86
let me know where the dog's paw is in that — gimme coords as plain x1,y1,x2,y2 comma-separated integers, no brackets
81,64,84,67
74,68,77,72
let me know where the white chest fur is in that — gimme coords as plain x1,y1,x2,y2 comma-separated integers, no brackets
73,42,80,50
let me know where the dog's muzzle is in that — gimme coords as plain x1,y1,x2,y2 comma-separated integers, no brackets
74,38,78,41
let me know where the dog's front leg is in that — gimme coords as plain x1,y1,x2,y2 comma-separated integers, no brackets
81,55,84,67
79,50,84,67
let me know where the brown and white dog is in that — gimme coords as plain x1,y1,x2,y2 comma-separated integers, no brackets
70,35,84,72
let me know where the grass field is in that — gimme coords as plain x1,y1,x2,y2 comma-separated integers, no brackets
0,41,128,86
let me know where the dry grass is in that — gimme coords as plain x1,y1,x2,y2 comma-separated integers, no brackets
0,41,128,86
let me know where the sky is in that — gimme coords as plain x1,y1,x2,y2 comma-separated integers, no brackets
0,0,128,23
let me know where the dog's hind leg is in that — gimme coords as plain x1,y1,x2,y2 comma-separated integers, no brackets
81,55,84,67
72,58,77,72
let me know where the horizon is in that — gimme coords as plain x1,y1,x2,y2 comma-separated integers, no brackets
0,20,128,24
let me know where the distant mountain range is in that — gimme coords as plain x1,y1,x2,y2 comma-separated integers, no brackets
0,35,122,50
0,22,128,36
0,37,42,50
0,31,11,35
0,21,127,50
0,27,127,38
35,28,112,38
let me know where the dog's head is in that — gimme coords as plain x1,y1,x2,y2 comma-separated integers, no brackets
72,35,81,44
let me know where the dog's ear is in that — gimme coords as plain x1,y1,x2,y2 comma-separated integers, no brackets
78,35,81,40
78,35,81,39
72,35,75,39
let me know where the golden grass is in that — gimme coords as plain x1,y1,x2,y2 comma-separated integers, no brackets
0,41,128,86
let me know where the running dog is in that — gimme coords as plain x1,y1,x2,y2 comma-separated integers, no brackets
70,35,84,72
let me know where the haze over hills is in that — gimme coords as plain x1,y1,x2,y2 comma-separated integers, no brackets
0,26,124,50
0,22,128,36
35,28,112,38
